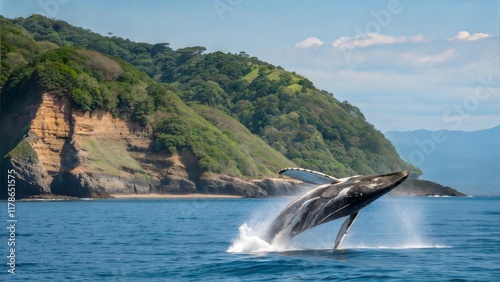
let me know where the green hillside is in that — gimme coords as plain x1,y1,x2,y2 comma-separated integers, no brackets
190,103,295,176
0,17,293,178
1,14,420,178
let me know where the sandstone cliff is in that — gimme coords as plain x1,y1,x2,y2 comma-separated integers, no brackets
1,92,306,199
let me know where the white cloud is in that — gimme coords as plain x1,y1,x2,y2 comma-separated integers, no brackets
402,48,457,65
295,37,324,48
448,31,491,41
409,34,425,42
331,33,424,49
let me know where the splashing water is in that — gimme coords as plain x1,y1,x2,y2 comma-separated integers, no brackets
227,221,307,253
227,223,275,253
227,197,449,254
226,220,448,254
227,197,299,253
341,198,450,249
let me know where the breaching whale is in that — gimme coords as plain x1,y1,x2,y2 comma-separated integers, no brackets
264,168,409,249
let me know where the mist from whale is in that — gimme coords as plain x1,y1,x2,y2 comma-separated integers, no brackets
262,168,409,250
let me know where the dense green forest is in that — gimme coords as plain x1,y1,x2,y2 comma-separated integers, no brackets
1,14,420,178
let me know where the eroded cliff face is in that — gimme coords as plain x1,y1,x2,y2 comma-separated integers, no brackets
2,93,148,197
2,92,304,198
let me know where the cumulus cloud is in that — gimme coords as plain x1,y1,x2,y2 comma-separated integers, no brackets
448,31,491,41
295,37,324,48
331,33,425,49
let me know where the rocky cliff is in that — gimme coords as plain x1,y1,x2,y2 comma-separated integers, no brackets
1,92,306,199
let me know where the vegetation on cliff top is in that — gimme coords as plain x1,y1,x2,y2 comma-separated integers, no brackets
1,14,420,178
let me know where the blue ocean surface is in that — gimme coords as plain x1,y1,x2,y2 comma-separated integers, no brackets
1,196,499,281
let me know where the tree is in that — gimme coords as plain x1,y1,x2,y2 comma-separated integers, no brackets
176,46,206,65
238,51,250,58
151,43,171,56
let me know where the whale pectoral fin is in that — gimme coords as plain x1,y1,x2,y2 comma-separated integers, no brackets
333,211,359,250
279,168,340,184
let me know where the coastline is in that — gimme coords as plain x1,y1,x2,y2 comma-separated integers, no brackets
110,193,243,199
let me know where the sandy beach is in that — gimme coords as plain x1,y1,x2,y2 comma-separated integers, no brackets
110,193,243,199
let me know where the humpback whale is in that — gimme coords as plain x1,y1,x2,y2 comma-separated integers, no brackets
264,168,409,249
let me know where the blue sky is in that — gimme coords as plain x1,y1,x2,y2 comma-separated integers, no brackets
1,0,498,132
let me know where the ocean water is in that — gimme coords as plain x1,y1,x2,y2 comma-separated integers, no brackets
1,196,499,281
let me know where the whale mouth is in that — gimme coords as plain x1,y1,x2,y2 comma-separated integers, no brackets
353,170,409,204
356,171,409,195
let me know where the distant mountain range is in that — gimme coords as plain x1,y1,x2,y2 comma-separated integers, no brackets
386,125,500,196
